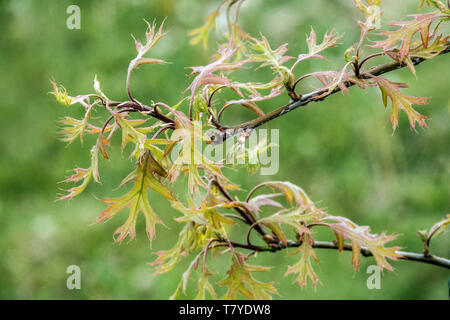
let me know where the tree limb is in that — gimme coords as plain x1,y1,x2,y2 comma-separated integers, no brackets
214,44,450,143
219,239,450,269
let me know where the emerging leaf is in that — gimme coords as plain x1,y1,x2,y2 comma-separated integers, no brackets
325,216,402,271
285,234,320,287
96,151,176,243
57,144,100,200
248,35,294,87
370,75,429,131
353,0,384,30
115,113,148,158
372,13,446,60
291,28,342,71
188,40,248,115
189,6,221,49
419,0,450,14
417,214,450,254
168,111,229,193
51,80,72,106
219,251,277,300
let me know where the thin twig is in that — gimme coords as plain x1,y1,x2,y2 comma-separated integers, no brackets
214,45,450,143
214,238,450,269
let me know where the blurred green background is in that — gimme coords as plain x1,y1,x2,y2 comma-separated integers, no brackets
0,0,448,299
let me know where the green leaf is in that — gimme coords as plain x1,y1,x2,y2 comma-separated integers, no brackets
258,209,324,246
370,75,429,131
57,144,100,201
96,151,176,243
219,251,277,300
189,6,221,49
325,215,402,271
291,28,341,72
168,111,229,193
115,113,148,158
372,13,446,60
285,234,320,287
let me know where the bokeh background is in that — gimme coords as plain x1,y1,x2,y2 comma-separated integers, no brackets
0,0,448,299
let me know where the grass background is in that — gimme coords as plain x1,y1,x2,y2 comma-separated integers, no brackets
0,0,448,299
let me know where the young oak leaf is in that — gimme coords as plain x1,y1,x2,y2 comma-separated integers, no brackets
285,234,320,288
258,209,325,247
115,113,148,158
247,181,320,214
169,252,202,300
57,144,100,201
58,103,95,144
309,63,353,99
353,0,384,30
51,81,72,106
248,35,294,87
385,32,449,75
409,34,450,59
96,151,176,243
324,216,402,271
129,20,165,75
168,111,229,193
218,251,277,300
151,223,193,275
187,40,249,115
372,13,446,60
188,5,221,49
419,0,450,13
195,264,217,300
247,193,283,212
369,75,429,131
291,28,342,72
417,214,450,254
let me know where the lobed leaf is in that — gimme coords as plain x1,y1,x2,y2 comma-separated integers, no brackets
369,75,429,131
219,251,277,300
285,234,320,287
96,151,176,243
324,215,402,271
372,13,446,60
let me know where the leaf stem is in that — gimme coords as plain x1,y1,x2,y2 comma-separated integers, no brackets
215,239,450,269
214,43,450,142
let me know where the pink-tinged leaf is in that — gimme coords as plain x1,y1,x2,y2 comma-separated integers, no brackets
258,209,323,247
249,35,293,67
418,214,450,253
291,28,342,71
115,113,148,158
96,151,176,243
248,193,283,211
57,144,100,201
97,134,110,160
324,215,402,271
372,13,446,60
369,75,429,131
409,34,450,59
128,20,166,87
58,104,93,144
188,6,221,49
285,234,320,287
310,64,353,99
353,0,384,30
187,40,248,113
134,57,165,67
248,181,320,213
223,86,283,109
219,251,277,300
167,111,229,193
